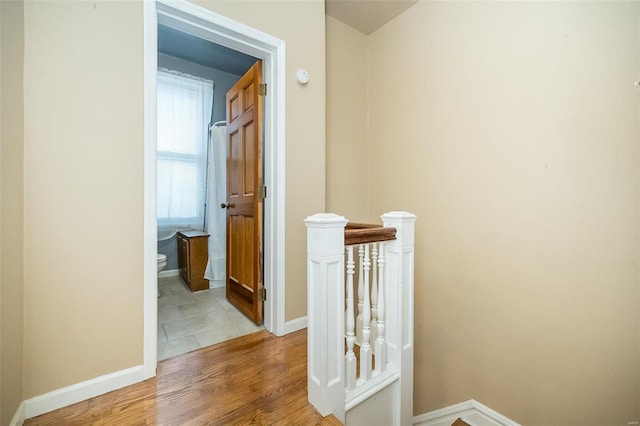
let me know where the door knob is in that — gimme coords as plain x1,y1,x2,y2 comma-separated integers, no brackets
220,203,235,209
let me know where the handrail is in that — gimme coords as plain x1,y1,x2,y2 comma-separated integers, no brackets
305,211,416,425
345,222,396,246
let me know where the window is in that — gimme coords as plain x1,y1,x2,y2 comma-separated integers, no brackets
157,70,213,232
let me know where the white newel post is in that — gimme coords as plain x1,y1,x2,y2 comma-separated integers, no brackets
304,213,348,423
381,211,416,426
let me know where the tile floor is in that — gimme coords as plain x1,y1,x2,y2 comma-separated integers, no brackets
157,276,264,361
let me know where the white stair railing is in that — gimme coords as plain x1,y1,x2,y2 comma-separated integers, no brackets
356,244,364,345
360,243,373,382
381,211,416,426
374,242,386,373
345,245,357,391
370,244,379,350
305,211,416,425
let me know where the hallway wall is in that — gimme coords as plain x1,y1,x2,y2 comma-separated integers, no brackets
366,1,640,423
22,0,144,397
18,0,326,399
0,0,25,423
325,15,369,222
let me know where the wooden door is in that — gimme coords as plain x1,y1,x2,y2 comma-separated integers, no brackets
224,61,264,324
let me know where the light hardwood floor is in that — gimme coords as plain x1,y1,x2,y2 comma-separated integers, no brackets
24,330,340,426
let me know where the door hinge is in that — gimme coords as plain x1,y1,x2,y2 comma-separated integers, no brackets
258,185,267,199
259,83,267,97
259,287,267,301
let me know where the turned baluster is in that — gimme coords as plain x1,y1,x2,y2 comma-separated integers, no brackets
345,246,357,390
356,244,364,345
360,244,373,381
370,243,378,351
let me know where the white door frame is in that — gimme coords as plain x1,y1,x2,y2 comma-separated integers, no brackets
143,0,287,378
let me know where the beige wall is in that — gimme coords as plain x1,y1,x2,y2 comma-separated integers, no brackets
325,16,369,222
23,1,144,397
365,1,640,423
18,0,325,398
1,0,25,422
193,0,326,321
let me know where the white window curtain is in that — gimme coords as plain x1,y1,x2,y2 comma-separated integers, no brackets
157,70,213,236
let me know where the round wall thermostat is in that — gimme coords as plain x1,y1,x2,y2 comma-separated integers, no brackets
296,69,309,85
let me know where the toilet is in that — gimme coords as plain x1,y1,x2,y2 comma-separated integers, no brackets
157,253,167,274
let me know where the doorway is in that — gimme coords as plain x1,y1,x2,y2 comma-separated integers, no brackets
155,31,264,359
143,0,286,378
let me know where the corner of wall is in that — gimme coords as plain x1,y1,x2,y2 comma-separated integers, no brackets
324,16,370,222
0,0,25,424
8,402,25,426
364,28,372,222
413,400,521,426
0,1,4,422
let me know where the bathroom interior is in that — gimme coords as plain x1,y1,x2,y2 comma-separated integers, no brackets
155,24,263,361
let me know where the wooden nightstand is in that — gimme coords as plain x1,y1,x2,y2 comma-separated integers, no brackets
176,230,210,292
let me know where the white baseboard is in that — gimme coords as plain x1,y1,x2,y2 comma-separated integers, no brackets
9,401,25,426
158,269,179,278
23,365,144,420
284,316,307,334
413,399,520,426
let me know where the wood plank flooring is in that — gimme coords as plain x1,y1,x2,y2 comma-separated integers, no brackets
24,330,341,426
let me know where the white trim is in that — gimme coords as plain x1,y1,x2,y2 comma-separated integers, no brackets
23,366,144,420
143,0,159,380
283,316,307,334
143,0,287,379
345,368,399,412
9,401,25,426
158,268,180,278
268,38,287,337
413,399,521,426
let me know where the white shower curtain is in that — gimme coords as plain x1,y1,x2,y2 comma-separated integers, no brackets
204,125,227,284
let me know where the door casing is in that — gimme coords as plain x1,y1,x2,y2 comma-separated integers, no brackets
143,0,286,379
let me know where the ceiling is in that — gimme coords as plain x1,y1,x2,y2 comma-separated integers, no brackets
158,2,417,74
157,24,258,76
325,0,418,35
